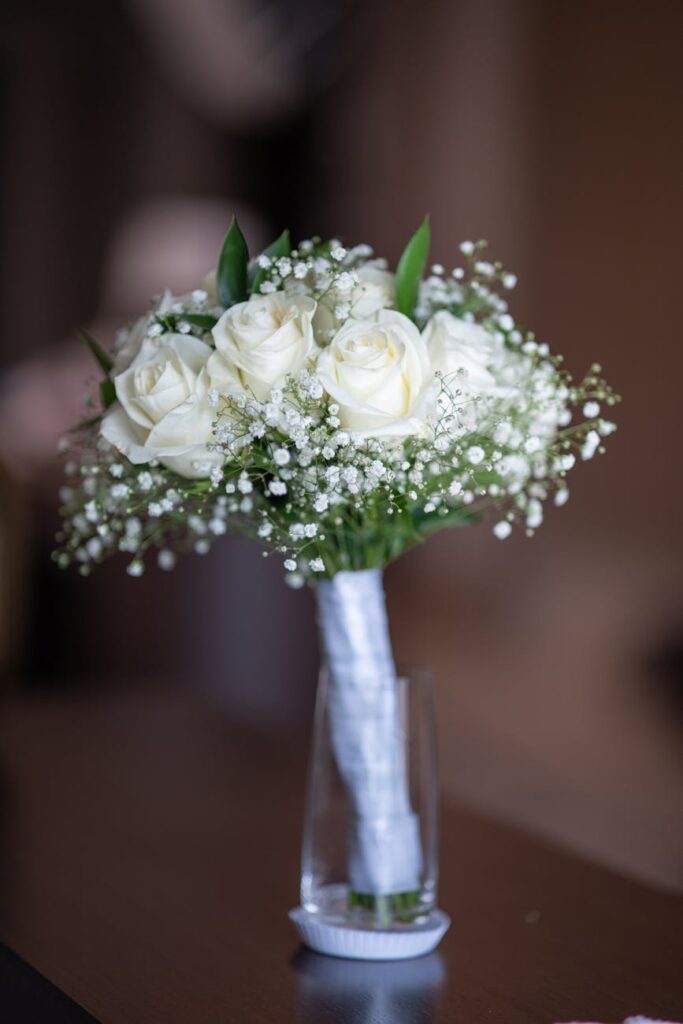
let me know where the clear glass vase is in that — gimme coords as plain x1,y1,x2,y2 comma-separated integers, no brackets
300,662,439,929
290,570,448,958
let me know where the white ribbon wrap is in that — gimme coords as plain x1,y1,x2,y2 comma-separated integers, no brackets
316,568,423,895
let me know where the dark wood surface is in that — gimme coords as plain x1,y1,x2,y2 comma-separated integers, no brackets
0,688,680,1024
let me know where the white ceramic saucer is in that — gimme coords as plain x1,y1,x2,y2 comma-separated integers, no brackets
289,907,450,961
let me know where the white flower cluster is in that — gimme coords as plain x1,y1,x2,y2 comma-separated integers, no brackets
54,227,618,581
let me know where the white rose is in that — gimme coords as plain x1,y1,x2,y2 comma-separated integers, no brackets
422,311,502,394
312,264,396,343
316,310,433,437
209,290,316,401
112,291,178,374
101,334,220,479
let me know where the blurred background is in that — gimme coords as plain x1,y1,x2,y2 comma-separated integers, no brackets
0,0,681,890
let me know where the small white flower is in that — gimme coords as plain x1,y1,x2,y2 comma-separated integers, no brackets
148,502,163,517
158,549,176,570
583,401,600,418
313,493,329,513
309,557,325,572
208,388,220,408
289,523,305,540
524,436,543,455
581,429,601,460
286,572,305,589
86,537,102,559
126,560,145,577
137,471,154,492
498,313,514,331
237,473,253,495
274,448,291,466
554,488,570,507
502,273,517,290
448,480,463,497
109,463,124,478
304,523,318,538
188,515,207,534
209,517,227,536
467,445,485,465
526,499,544,529
284,558,297,571
110,483,128,500
257,254,272,269
493,521,512,540
460,241,474,255
269,480,287,496
258,521,273,538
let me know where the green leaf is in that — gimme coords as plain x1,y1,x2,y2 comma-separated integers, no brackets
217,216,249,307
249,229,291,295
81,330,113,375
182,313,218,331
395,216,430,319
100,379,116,409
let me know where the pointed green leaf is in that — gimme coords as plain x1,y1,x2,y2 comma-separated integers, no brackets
100,379,117,409
217,216,249,307
395,216,430,319
81,330,113,376
250,229,291,294
182,313,218,331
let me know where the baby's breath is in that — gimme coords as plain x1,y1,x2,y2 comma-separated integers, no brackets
53,233,619,583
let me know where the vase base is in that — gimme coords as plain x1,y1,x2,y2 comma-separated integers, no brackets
289,906,450,961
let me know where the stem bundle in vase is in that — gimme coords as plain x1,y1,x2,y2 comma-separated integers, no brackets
54,216,618,943
316,568,422,920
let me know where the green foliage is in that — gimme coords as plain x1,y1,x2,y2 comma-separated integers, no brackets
396,217,430,319
81,329,116,410
182,313,218,331
99,379,117,409
81,330,113,375
217,216,249,307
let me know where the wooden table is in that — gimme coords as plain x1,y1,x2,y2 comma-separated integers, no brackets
0,688,680,1023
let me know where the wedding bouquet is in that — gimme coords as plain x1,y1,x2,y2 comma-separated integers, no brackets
54,217,617,938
